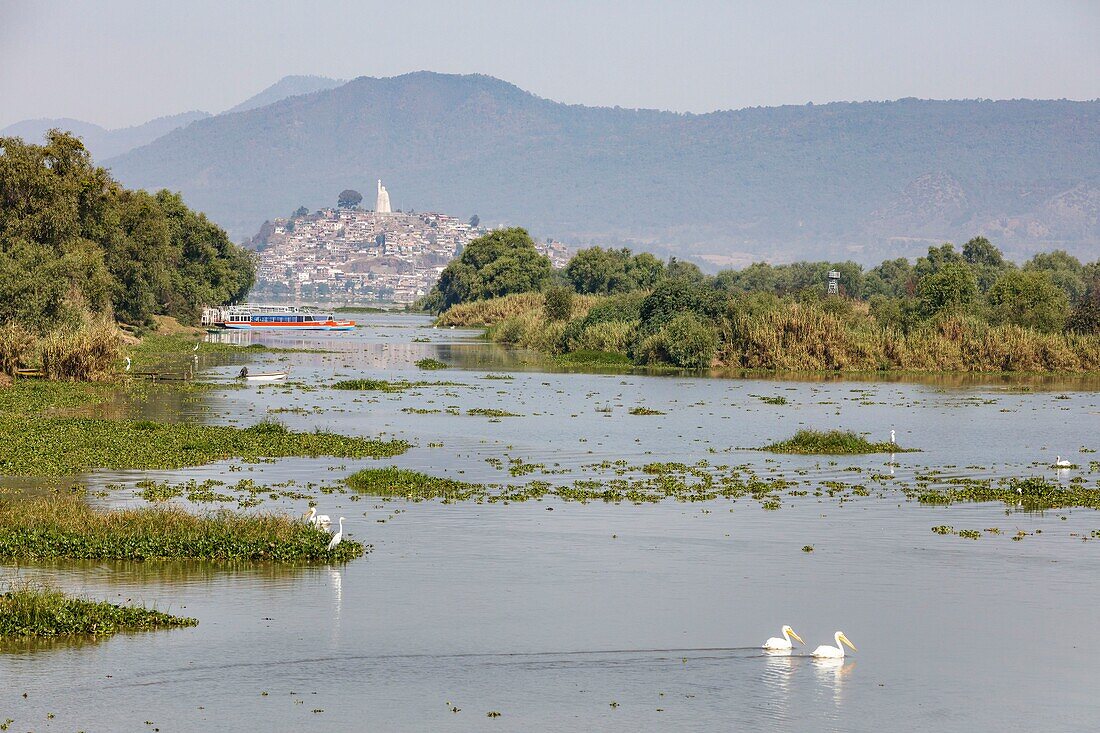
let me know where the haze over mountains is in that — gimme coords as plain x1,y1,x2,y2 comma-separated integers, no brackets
9,73,1099,265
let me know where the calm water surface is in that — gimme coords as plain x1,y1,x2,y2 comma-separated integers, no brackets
3,314,1099,731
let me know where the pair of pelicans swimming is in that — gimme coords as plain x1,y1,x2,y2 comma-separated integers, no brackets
764,626,856,658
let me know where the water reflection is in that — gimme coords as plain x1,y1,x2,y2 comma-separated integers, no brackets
813,657,855,706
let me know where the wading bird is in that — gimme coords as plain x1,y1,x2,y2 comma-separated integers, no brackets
125,357,131,372
812,631,857,658
327,517,345,550
303,507,332,530
1055,456,1073,468
890,428,895,444
763,625,805,651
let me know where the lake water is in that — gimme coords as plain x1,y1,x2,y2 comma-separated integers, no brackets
3,314,1099,731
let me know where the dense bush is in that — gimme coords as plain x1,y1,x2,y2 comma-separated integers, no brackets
543,285,574,321
420,228,551,311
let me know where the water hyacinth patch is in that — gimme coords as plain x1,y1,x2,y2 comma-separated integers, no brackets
762,429,914,455
0,415,408,476
0,495,364,562
0,581,198,638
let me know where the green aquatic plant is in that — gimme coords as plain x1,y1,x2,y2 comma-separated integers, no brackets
0,580,197,638
467,408,521,417
758,395,788,405
0,414,408,476
415,358,448,370
346,467,483,501
628,406,665,416
0,494,364,562
331,378,459,392
762,429,913,454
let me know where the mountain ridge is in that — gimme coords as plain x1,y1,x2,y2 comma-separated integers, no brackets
99,72,1100,262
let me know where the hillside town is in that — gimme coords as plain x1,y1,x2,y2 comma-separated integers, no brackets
250,183,570,303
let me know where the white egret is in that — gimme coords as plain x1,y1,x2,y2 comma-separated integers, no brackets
763,625,805,651
326,517,346,550
304,507,331,530
192,343,199,352
1054,456,1072,468
812,631,857,658
124,357,132,372
890,429,895,444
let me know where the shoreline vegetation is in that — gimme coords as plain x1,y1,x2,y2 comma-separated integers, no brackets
0,495,363,562
421,230,1100,374
0,580,197,638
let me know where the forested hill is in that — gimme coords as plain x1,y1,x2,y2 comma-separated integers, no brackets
105,72,1100,263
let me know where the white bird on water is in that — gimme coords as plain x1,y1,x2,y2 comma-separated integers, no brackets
812,631,857,659
303,507,331,530
1054,456,1073,468
890,428,896,444
763,625,805,651
326,517,346,550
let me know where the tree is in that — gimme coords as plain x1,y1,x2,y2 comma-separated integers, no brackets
987,270,1069,332
468,214,479,228
917,262,977,317
543,285,574,321
863,258,915,298
659,313,717,368
1023,250,1086,301
1068,275,1100,333
293,206,309,217
337,189,363,209
565,247,666,295
430,228,551,310
962,236,1013,292
914,243,965,282
0,131,253,330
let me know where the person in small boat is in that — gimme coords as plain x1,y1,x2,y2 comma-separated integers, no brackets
238,366,248,379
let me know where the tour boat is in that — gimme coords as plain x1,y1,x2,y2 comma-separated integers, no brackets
201,305,355,331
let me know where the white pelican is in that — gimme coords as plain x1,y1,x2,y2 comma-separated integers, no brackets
812,631,857,658
326,517,346,550
1054,456,1073,468
763,625,805,651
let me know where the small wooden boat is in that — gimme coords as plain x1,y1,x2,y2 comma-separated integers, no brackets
236,367,288,382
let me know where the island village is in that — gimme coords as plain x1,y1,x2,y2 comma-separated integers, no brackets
250,180,571,303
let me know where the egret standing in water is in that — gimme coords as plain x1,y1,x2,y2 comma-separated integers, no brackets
326,517,346,550
812,631,857,658
763,625,805,651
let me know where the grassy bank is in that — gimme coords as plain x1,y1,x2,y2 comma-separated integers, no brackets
762,429,914,454
0,414,407,476
1,580,197,638
0,495,363,561
435,292,1100,373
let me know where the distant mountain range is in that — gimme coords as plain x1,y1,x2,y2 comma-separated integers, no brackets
0,75,343,161
8,73,1099,264
1,111,212,160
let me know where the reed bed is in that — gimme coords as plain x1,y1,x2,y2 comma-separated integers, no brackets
439,294,1100,373
0,494,362,562
0,317,123,381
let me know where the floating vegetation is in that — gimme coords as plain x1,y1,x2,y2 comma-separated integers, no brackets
467,408,521,417
555,350,632,367
0,415,408,476
0,494,364,562
0,580,197,638
480,374,514,380
132,334,330,356
761,429,913,455
331,379,459,392
914,476,1100,512
415,358,448,370
401,407,442,414
346,467,483,501
757,395,789,405
801,545,814,552
628,406,665,416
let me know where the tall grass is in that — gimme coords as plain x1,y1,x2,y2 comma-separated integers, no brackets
0,494,362,562
0,579,198,637
38,317,123,381
0,322,36,377
440,293,1100,373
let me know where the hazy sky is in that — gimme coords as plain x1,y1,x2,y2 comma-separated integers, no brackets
2,0,1098,129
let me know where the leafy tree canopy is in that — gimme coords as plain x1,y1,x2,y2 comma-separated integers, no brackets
337,189,363,209
427,228,551,310
0,131,253,331
987,270,1069,332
